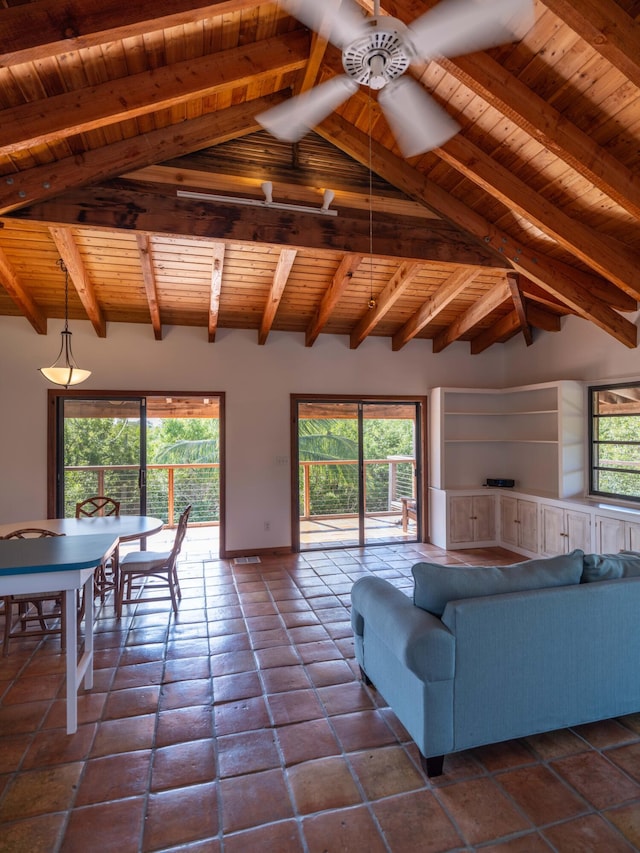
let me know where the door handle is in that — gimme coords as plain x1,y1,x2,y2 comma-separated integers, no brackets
138,469,146,489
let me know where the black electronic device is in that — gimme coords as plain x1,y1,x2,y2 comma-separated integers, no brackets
485,478,515,488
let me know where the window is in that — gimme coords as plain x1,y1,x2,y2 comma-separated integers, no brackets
590,382,640,503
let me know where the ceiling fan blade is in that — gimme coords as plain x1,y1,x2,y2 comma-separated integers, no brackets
378,77,460,158
257,76,359,143
408,0,534,61
280,0,365,50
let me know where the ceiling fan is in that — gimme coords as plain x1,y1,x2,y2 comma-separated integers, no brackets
257,0,534,158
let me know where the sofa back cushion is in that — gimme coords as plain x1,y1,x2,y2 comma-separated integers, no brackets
582,552,640,582
412,550,584,616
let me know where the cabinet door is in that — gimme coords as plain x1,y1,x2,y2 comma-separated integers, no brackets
500,496,518,546
566,509,592,553
628,522,640,552
596,515,626,553
449,496,475,544
540,504,565,556
518,499,539,553
473,495,496,541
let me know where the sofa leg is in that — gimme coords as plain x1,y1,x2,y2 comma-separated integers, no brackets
421,754,444,778
359,665,373,687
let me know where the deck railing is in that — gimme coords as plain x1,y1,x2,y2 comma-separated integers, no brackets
64,455,416,526
64,463,220,526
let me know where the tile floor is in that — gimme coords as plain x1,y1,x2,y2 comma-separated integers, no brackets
1,538,640,852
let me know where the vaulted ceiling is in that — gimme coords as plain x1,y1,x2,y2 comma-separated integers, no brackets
0,0,639,354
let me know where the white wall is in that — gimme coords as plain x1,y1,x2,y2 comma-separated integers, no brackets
502,313,640,386
0,316,506,552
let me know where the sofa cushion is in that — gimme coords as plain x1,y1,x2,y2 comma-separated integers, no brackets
412,550,584,616
582,552,640,583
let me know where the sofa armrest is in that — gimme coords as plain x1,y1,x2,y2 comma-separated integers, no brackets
351,576,455,682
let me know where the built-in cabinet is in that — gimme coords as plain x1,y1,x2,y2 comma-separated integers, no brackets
449,494,496,546
428,381,640,557
539,504,592,557
594,513,640,553
500,496,538,555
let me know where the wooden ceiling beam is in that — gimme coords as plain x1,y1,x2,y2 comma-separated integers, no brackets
306,253,364,347
0,95,281,215
543,0,640,89
0,0,265,66
49,226,106,338
259,248,297,345
0,32,309,156
135,234,162,341
350,261,423,349
0,247,47,334
392,267,479,351
379,0,640,220
436,134,640,299
433,280,511,353
316,113,637,348
9,180,506,267
526,303,562,333
507,274,533,347
471,310,522,355
209,243,226,343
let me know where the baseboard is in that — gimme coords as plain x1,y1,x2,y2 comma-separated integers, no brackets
221,545,292,560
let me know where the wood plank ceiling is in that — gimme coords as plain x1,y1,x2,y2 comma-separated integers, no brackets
0,0,639,354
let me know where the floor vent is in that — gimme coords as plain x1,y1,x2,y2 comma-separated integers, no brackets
233,556,261,565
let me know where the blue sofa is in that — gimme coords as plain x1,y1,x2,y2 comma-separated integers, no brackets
350,549,640,776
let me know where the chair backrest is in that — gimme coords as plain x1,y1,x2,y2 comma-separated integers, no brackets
168,505,192,566
76,496,121,518
2,528,64,539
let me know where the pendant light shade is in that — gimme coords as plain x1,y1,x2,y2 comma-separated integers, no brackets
39,260,91,387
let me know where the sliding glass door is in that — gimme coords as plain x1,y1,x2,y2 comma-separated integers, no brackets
294,396,424,550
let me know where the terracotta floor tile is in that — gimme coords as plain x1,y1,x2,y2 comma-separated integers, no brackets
103,684,160,719
0,732,32,774
373,790,464,853
0,700,50,734
606,801,640,849
118,642,165,666
296,639,344,664
480,835,554,852
209,632,251,655
210,649,256,677
573,718,640,749
0,813,66,853
159,678,212,710
254,644,301,669
21,723,96,770
552,751,640,810
317,681,375,715
110,660,164,690
349,746,426,799
213,695,269,735
74,750,152,805
331,709,398,752
496,764,587,825
156,704,214,746
543,813,637,852
276,718,341,766
151,737,216,790
212,671,262,703
217,728,281,777
220,768,294,833
620,713,640,736
260,664,312,693
42,691,107,729
0,763,84,821
435,777,531,846
302,805,388,853
306,659,354,687
91,714,156,757
249,627,291,649
288,755,362,813
222,819,304,853
144,782,218,851
267,688,325,725
524,727,588,761
472,738,535,772
608,742,640,784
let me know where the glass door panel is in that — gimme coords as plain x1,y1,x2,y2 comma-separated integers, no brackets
296,398,421,550
363,402,420,546
58,397,145,517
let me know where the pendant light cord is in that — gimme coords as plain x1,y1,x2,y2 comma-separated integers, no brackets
57,258,69,332
368,95,375,310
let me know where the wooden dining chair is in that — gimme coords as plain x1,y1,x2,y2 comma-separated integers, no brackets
76,495,121,604
116,505,191,618
1,528,66,656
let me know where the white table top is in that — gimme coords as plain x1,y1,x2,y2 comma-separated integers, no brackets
0,515,164,542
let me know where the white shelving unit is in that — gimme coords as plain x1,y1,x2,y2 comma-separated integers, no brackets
428,382,585,549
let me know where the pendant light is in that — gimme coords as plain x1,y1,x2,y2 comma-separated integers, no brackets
39,259,91,387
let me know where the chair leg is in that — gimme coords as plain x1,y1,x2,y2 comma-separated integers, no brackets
3,597,13,656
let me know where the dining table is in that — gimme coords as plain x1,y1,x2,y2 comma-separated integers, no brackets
0,515,164,734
